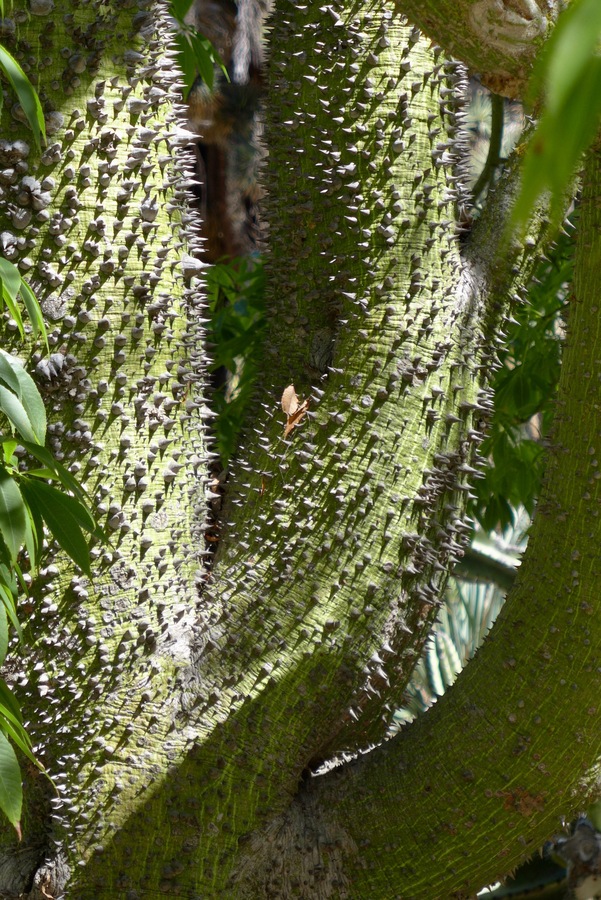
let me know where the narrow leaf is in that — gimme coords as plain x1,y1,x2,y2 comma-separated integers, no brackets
0,357,22,399
0,713,39,770
0,387,37,444
19,441,90,504
18,279,48,349
0,46,45,150
20,480,92,575
0,605,8,669
0,582,22,641
0,260,21,306
0,681,22,725
0,730,22,837
0,470,26,563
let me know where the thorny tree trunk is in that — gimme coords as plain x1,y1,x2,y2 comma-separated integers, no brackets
0,0,597,898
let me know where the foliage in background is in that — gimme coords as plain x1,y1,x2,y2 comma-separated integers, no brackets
0,262,98,837
169,0,228,95
511,0,601,234
394,509,528,728
470,228,572,531
205,258,266,464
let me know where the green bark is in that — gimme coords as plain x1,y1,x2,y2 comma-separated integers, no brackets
0,2,207,895
232,143,601,897
0,0,590,897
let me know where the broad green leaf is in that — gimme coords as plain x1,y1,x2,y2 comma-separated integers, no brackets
0,605,8,669
1,441,17,467
0,46,45,151
543,0,601,115
20,480,92,575
0,356,22,398
0,565,16,597
0,470,26,563
0,387,38,444
170,0,194,20
511,1,601,233
22,496,40,570
23,478,95,533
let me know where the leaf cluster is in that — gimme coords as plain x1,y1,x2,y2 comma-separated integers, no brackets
205,257,266,463
471,228,572,532
0,263,99,836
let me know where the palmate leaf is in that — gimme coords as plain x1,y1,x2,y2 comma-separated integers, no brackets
0,730,22,839
0,45,45,152
20,480,94,576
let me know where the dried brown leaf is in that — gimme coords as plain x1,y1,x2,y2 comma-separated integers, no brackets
284,399,309,438
281,384,299,416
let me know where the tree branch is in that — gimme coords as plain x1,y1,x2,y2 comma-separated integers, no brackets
232,137,601,898
394,0,562,98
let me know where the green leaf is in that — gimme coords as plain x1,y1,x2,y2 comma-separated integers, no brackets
0,470,26,564
0,730,22,837
0,682,22,726
0,259,21,308
0,356,23,397
0,45,45,151
0,711,39,771
1,441,17,467
170,0,194,21
0,565,17,597
0,352,46,445
20,480,93,575
22,494,41,571
0,605,8,669
0,581,22,641
18,441,89,504
17,279,48,349
511,0,601,233
543,0,601,116
0,387,38,445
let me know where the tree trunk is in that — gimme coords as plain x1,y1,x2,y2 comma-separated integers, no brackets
0,0,594,897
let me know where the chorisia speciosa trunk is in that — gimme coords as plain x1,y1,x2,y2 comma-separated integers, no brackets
232,143,601,898
0,1,208,896
0,0,551,898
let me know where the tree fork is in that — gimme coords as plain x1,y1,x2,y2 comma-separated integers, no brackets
232,142,601,897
